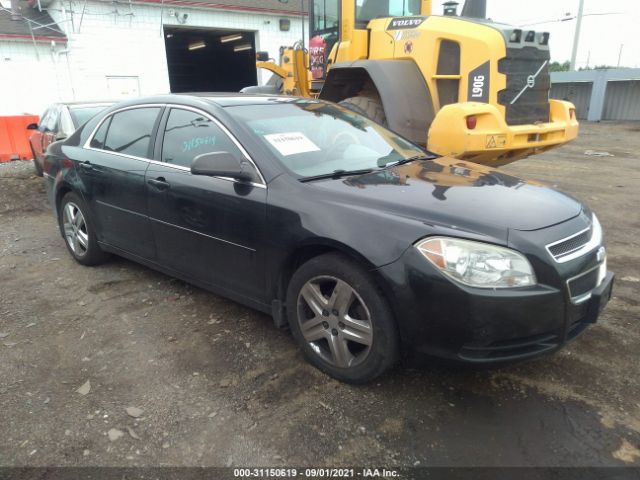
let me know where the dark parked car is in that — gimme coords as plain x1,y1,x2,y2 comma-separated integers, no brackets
43,94,614,383
28,102,113,176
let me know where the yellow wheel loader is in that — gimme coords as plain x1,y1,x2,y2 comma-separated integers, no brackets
244,0,579,167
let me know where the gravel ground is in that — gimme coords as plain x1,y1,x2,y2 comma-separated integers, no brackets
0,122,639,467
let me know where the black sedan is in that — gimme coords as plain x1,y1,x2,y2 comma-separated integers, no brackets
43,94,614,383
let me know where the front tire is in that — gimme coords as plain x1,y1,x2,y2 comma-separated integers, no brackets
58,192,109,266
287,253,399,383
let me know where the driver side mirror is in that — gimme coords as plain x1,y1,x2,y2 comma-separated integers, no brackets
191,152,254,182
26,123,38,130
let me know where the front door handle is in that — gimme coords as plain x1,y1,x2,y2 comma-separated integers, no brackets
147,177,170,191
79,161,94,171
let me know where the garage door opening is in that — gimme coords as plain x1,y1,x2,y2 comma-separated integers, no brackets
164,26,257,93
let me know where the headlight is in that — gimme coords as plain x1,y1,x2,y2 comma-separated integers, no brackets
415,237,536,288
591,213,602,245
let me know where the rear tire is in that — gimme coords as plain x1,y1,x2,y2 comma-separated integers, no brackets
339,96,388,127
286,253,399,384
58,192,109,266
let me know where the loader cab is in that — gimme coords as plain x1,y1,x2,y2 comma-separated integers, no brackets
355,0,422,27
309,0,339,81
309,0,427,82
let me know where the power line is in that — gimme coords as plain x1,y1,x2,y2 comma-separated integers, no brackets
519,11,622,27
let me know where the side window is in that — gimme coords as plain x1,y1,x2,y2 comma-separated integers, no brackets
103,107,160,158
311,0,339,73
45,107,60,132
90,116,111,149
39,109,51,132
161,108,244,168
312,0,338,32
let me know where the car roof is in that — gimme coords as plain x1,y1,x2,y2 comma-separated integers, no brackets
56,101,114,106
101,93,320,110
183,93,317,107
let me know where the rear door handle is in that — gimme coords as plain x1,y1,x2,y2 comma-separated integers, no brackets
79,161,94,171
147,177,170,191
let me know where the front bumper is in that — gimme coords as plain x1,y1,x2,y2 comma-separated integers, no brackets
377,247,614,364
427,99,579,167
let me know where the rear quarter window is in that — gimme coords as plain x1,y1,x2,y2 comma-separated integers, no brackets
90,117,111,149
102,108,161,158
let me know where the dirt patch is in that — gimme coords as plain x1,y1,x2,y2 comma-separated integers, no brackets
1,121,640,467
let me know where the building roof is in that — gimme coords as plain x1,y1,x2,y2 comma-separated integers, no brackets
0,0,66,41
0,0,305,42
138,0,306,16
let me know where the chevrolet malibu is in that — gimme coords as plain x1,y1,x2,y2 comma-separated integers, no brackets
44,94,614,383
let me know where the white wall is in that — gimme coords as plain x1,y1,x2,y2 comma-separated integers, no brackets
0,40,73,115
0,1,304,115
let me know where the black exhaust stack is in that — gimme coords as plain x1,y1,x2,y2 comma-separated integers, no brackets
461,0,487,19
443,1,459,16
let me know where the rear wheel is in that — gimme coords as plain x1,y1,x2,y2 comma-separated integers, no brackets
287,253,399,383
339,96,387,126
58,192,109,266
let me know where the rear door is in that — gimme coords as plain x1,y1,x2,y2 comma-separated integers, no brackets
145,106,267,301
79,106,162,259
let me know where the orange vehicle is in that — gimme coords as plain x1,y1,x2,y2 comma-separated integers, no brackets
27,102,112,176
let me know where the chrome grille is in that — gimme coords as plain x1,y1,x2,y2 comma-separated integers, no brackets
548,229,591,259
546,227,592,262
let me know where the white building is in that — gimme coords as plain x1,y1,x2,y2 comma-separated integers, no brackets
0,0,304,115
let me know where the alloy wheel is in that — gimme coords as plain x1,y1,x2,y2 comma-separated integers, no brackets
62,202,89,256
297,276,373,368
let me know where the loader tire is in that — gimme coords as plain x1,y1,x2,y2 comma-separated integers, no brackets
339,96,388,127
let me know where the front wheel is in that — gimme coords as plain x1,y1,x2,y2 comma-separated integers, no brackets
58,192,109,266
287,253,399,383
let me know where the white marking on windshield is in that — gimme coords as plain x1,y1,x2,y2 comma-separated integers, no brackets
264,132,321,156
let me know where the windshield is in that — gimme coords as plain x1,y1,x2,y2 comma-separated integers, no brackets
356,0,422,25
226,100,427,179
69,105,111,128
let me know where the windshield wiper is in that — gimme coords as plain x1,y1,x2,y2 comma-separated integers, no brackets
299,168,375,183
384,154,437,168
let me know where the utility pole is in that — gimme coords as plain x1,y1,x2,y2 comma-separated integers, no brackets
617,44,624,67
570,0,584,70
301,0,305,45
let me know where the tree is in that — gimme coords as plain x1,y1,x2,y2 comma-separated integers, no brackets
549,61,571,72
578,65,617,71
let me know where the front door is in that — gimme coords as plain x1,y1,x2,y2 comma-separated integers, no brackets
78,106,161,259
145,107,267,302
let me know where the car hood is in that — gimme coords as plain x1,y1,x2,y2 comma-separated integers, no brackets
311,157,582,234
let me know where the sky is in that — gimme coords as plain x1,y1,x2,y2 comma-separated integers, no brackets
432,0,640,68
